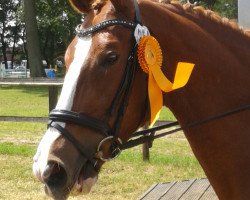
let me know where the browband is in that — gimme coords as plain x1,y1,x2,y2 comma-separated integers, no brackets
75,19,137,38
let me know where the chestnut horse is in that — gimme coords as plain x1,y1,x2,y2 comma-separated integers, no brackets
33,0,250,199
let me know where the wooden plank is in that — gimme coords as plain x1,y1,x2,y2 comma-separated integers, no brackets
0,116,48,123
139,182,177,200
199,185,219,200
139,183,159,200
139,179,218,200
49,86,59,112
142,142,150,161
0,78,63,86
179,179,212,200
160,179,196,200
142,125,150,161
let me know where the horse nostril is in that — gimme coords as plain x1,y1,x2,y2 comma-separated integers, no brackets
42,161,67,188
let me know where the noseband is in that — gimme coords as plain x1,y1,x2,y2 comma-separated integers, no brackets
49,1,142,170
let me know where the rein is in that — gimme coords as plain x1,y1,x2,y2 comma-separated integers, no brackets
122,104,250,150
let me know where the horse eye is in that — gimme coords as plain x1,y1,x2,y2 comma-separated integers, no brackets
102,52,119,66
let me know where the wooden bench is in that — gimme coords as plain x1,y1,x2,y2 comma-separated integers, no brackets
139,178,218,200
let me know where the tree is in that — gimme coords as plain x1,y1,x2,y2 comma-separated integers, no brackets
2,0,237,75
184,0,237,19
1,0,81,75
36,0,81,67
23,0,45,77
0,6,8,69
212,0,237,19
0,0,21,69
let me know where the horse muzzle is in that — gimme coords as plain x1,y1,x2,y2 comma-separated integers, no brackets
33,157,98,199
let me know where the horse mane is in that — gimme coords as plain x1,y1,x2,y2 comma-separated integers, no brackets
159,0,250,37
90,0,250,37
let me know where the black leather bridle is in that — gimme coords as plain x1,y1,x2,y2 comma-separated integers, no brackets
47,0,250,171
48,0,142,170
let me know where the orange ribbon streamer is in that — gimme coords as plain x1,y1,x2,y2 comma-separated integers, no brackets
138,36,195,126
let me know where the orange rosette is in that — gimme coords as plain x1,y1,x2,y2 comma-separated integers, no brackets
138,36,195,126
138,36,164,126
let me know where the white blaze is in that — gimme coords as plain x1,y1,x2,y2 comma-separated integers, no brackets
33,37,92,180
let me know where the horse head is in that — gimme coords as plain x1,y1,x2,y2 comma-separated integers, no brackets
33,0,250,199
33,0,149,199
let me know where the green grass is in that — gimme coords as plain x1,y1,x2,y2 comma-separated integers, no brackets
159,106,176,121
0,134,204,200
0,85,174,120
0,122,46,143
0,86,48,117
0,86,204,199
0,142,35,156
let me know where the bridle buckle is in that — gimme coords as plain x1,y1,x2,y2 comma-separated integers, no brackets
96,136,123,162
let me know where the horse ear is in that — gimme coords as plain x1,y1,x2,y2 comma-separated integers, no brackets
69,0,94,13
110,0,135,19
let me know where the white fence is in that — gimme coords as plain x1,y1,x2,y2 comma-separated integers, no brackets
0,64,30,78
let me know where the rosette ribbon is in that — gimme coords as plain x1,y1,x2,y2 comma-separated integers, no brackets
138,36,195,126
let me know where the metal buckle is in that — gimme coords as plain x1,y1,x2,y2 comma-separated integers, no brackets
96,136,123,162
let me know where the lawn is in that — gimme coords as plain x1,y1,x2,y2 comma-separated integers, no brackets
0,86,48,117
0,86,204,200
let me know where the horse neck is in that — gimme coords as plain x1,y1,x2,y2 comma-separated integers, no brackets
139,2,250,198
140,0,250,126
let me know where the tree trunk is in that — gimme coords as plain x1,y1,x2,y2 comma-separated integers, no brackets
11,25,18,69
0,15,8,69
42,29,50,66
23,0,45,77
0,37,8,69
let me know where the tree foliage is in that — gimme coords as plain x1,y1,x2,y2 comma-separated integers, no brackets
1,0,81,74
1,0,238,73
212,0,237,19
36,0,81,67
187,0,237,19
0,0,22,69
